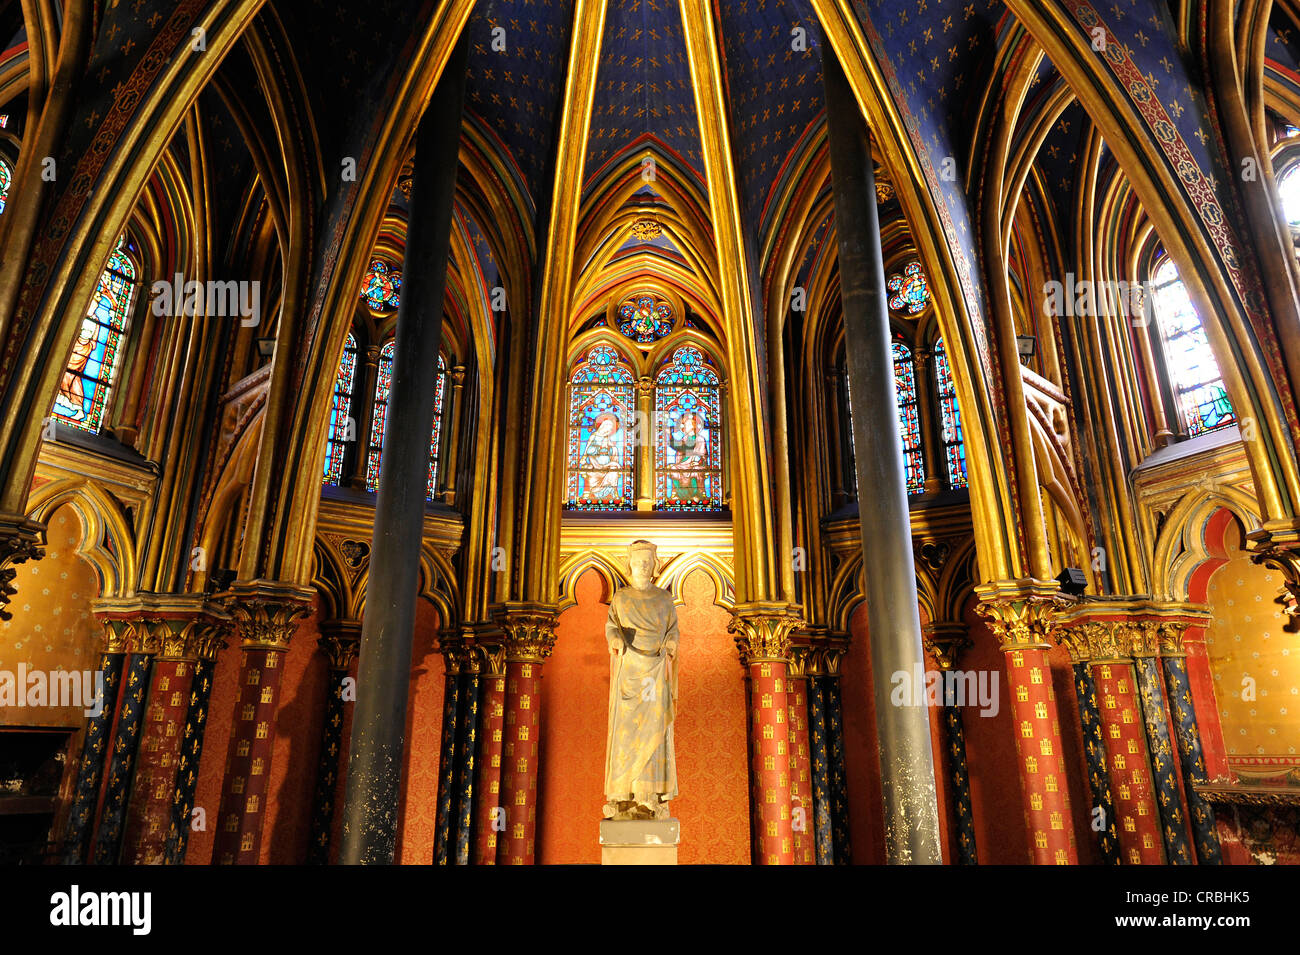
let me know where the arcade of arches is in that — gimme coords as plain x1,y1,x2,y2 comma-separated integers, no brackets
0,0,1298,866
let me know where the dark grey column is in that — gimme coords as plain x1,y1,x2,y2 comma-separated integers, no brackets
822,46,942,864
339,36,469,864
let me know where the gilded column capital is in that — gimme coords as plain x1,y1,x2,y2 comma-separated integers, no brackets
494,604,558,663
192,614,231,662
437,630,470,675
729,602,803,666
921,621,970,670
460,622,506,675
228,579,314,650
1056,599,1212,661
318,619,362,671
1126,620,1162,659
98,617,137,655
0,515,45,621
974,580,1073,651
450,364,466,387
1157,620,1192,658
787,645,811,678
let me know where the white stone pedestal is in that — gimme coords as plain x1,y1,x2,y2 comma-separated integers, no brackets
600,818,680,865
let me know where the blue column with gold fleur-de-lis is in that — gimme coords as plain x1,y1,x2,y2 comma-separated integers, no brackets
806,655,834,865
91,623,156,863
432,636,463,865
1158,621,1221,864
307,622,359,864
924,623,979,865
164,635,222,865
820,647,852,864
1132,646,1193,865
60,618,130,864
452,647,482,865
941,704,978,864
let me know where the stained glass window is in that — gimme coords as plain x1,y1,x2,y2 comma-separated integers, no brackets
365,341,447,501
322,333,358,486
887,261,930,314
1149,258,1235,436
366,341,396,491
566,344,636,510
52,237,136,432
892,342,926,494
0,158,10,214
655,345,723,510
360,260,401,311
428,354,447,500
933,338,969,489
617,292,674,344
1279,164,1300,227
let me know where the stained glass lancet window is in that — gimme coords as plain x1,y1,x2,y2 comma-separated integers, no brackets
892,342,926,494
1149,258,1235,436
933,338,969,489
366,341,396,491
52,237,136,432
887,261,931,314
322,333,358,485
360,260,401,311
365,341,447,501
655,344,723,510
427,354,447,500
0,158,10,214
566,344,636,510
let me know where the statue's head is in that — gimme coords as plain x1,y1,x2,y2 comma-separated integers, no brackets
626,539,658,587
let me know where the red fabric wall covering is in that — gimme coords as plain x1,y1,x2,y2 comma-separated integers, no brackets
539,568,750,864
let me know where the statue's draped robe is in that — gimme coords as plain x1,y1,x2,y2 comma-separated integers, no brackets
605,585,679,804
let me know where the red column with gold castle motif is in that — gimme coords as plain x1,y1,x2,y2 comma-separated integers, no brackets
1058,604,1206,864
211,583,311,864
1091,655,1167,864
121,602,226,865
977,587,1078,864
494,607,555,865
786,646,814,865
730,603,802,865
473,640,507,865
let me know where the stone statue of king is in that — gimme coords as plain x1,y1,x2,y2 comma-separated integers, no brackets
603,539,679,820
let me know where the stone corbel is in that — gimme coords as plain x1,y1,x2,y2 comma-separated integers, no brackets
0,514,45,621
1245,528,1300,629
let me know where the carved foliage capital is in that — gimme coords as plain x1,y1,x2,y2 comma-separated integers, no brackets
495,606,558,663
922,622,970,670
318,620,361,670
229,581,313,650
729,604,802,666
975,590,1070,651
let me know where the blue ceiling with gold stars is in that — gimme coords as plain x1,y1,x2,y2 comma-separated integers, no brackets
717,0,825,242
464,0,573,211
583,0,703,192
